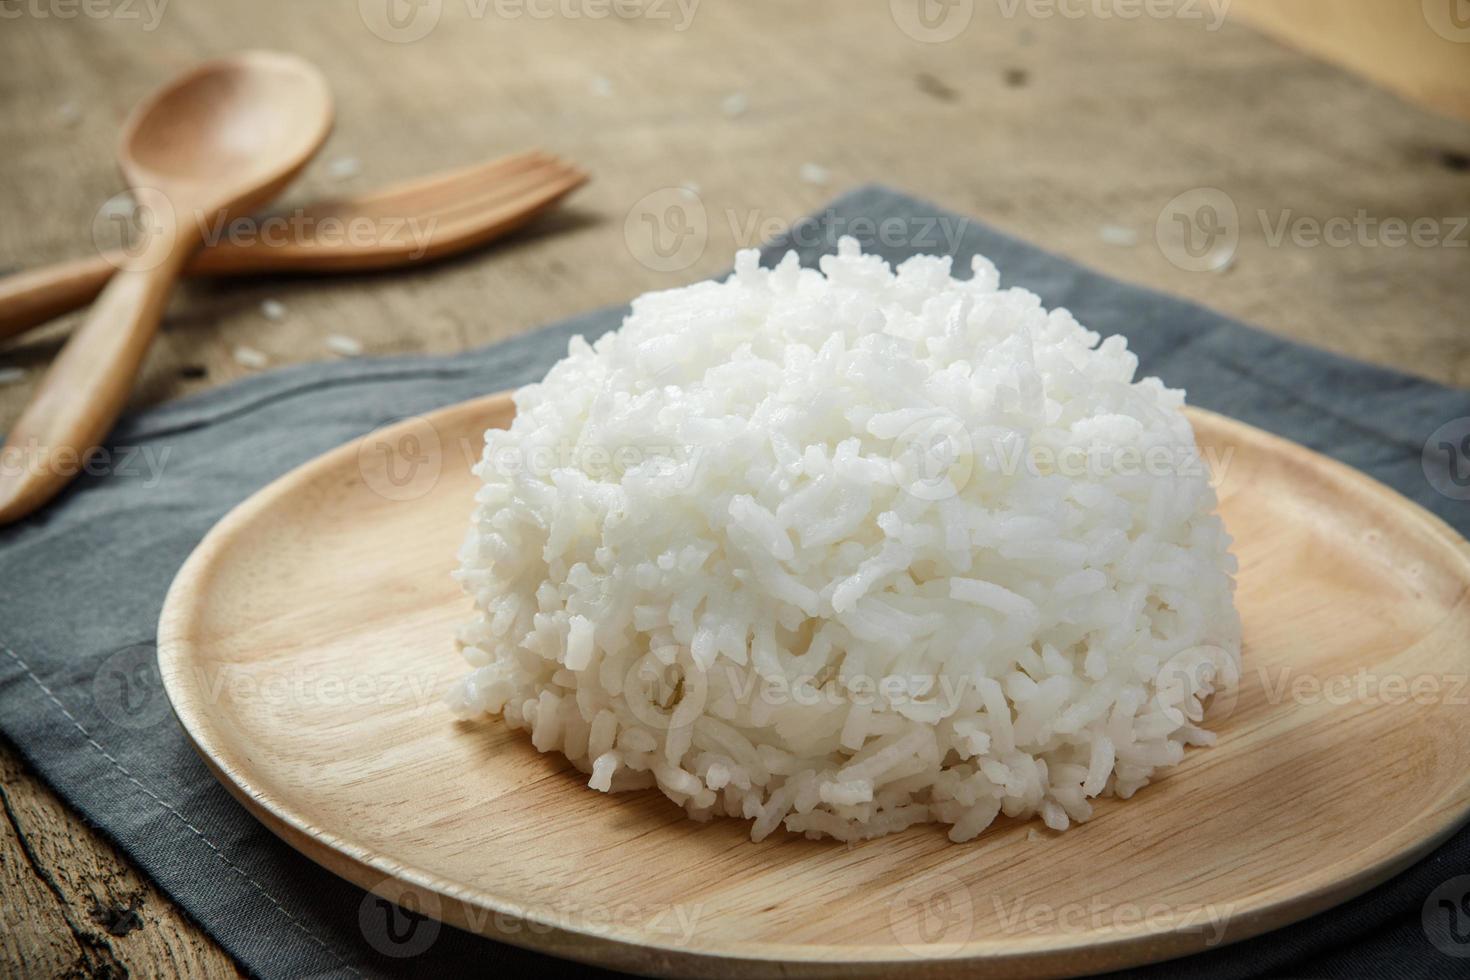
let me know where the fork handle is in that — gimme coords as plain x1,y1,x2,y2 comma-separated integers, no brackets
0,232,191,524
0,240,257,342
0,253,119,341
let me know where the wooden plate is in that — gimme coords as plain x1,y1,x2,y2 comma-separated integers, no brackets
157,393,1470,978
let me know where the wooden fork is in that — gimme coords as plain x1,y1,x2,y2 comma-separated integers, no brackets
0,151,588,340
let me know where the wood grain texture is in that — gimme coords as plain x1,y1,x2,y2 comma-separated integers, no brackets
0,748,243,979
3,2,1469,974
1232,0,1470,122
155,393,1470,978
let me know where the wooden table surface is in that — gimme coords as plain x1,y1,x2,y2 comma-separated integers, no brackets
1,2,1467,976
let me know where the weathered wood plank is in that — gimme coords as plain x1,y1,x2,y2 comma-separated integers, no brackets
0,744,241,978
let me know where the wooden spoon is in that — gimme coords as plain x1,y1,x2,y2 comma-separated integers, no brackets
0,51,333,525
0,151,588,342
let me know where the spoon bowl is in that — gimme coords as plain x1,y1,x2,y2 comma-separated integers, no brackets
121,50,333,215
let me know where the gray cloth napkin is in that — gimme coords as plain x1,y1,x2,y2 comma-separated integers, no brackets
2,186,1467,980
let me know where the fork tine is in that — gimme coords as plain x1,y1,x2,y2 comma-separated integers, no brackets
317,150,555,217
343,153,576,221
404,168,589,260
438,170,588,228
408,159,587,223
422,163,587,223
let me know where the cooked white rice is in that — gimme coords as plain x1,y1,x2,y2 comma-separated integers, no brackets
448,239,1241,843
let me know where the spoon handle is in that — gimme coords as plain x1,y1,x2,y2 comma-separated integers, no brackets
0,254,117,341
0,235,190,524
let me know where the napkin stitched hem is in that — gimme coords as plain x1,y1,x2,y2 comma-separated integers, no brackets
0,641,363,975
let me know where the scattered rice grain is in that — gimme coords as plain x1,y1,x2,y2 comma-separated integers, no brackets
721,92,749,118
327,157,362,180
325,333,364,357
799,162,831,186
232,345,269,370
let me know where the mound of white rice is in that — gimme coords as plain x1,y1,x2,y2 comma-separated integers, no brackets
448,239,1241,843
